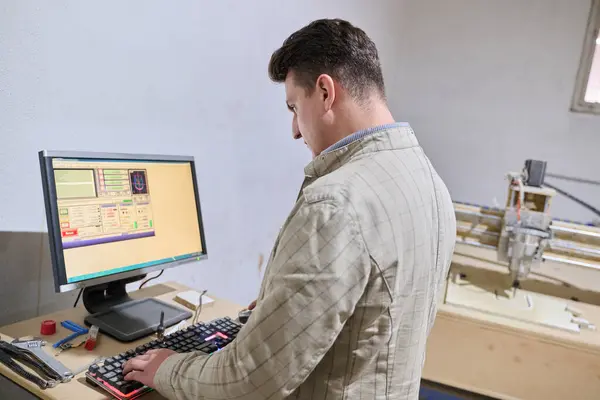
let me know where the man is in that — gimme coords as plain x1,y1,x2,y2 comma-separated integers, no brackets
123,18,456,399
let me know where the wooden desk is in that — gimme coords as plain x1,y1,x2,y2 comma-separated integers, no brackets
422,245,600,400
0,282,242,400
4,256,600,400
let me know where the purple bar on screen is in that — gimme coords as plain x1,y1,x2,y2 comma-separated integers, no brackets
62,231,155,249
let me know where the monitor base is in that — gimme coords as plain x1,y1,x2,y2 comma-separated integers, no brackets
84,298,192,342
82,275,145,315
81,275,192,342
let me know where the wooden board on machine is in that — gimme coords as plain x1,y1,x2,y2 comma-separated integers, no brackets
445,270,595,333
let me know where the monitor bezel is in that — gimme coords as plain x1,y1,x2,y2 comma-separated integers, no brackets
38,150,208,293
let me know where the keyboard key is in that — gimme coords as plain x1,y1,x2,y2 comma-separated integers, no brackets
198,343,210,351
202,344,217,353
104,371,117,379
120,381,144,394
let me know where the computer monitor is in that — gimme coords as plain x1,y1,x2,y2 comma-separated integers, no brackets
38,150,207,341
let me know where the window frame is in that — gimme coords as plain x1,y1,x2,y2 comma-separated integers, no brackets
571,0,600,114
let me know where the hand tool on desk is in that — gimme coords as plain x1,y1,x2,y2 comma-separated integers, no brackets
157,311,165,342
0,338,73,389
55,338,86,356
53,320,89,351
0,344,57,389
11,338,73,383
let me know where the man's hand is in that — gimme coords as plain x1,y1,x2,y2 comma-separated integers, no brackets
248,300,257,310
122,349,177,388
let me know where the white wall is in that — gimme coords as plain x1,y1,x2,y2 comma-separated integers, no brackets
388,0,600,223
0,0,401,325
2,0,599,326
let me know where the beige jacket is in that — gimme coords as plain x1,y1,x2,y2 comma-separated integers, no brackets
154,124,456,399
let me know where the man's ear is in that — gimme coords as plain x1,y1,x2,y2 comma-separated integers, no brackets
316,74,335,111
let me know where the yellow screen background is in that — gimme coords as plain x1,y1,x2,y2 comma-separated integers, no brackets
59,161,203,280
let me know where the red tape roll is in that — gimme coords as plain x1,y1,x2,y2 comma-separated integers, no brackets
40,320,56,335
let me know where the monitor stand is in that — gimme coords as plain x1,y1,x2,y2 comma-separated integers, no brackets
82,275,192,342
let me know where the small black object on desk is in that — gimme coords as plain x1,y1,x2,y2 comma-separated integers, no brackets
157,311,165,341
238,309,252,324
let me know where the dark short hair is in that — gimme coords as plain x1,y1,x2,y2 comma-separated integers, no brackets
268,18,385,101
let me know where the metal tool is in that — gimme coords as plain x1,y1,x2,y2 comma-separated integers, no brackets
0,340,58,390
53,320,89,349
192,289,208,325
55,338,86,356
11,338,73,383
157,311,165,342
0,337,73,389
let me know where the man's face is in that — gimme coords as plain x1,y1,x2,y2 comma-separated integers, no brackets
284,72,328,158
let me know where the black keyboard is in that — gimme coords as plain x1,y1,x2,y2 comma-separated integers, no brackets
85,316,242,399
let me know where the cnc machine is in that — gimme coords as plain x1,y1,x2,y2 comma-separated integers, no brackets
448,160,600,332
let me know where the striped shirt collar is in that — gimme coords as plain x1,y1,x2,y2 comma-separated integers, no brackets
304,122,418,179
321,122,410,154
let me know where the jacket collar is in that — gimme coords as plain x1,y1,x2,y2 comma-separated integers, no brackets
303,124,419,179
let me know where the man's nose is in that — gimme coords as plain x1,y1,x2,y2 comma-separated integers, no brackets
292,118,302,140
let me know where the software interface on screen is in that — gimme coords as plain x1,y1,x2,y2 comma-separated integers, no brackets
51,158,203,283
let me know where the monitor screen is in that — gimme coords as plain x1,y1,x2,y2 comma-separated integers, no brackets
39,152,207,292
